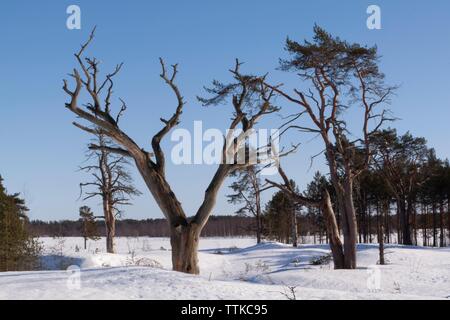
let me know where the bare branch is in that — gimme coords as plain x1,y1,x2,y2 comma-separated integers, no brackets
150,58,185,176
89,144,133,158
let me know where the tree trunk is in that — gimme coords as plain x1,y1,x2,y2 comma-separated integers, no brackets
397,198,412,245
385,206,390,244
448,195,450,245
256,214,262,244
106,217,115,254
439,200,445,247
321,190,345,269
325,152,357,268
170,223,200,274
378,200,387,265
291,206,298,247
412,202,417,246
368,202,372,243
424,205,429,246
104,196,116,254
359,193,366,243
339,180,358,269
396,204,400,244
432,203,437,247
255,190,262,244
378,224,385,265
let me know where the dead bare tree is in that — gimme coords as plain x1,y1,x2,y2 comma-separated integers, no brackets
63,29,278,274
79,134,141,253
266,26,395,268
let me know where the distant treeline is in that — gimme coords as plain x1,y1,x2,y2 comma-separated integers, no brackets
28,215,255,238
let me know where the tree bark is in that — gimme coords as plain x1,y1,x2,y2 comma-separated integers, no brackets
405,199,414,245
255,187,262,244
321,190,345,269
170,223,201,274
397,198,413,245
423,205,428,246
385,207,390,244
323,146,357,269
368,202,372,243
106,224,115,253
448,195,450,245
396,204,401,244
105,211,115,254
378,223,385,265
256,214,262,244
432,203,437,247
412,202,417,246
291,205,298,247
103,195,116,254
378,200,387,265
439,200,445,247
339,179,358,269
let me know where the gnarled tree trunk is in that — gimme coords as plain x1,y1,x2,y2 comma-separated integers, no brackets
64,32,277,275
170,224,201,274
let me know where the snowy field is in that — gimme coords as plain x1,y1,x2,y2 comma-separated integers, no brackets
0,236,449,300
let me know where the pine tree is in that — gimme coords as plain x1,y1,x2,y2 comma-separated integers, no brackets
303,172,330,243
263,187,299,246
79,206,100,250
0,175,41,271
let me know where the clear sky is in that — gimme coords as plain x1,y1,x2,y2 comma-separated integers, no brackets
1,0,449,221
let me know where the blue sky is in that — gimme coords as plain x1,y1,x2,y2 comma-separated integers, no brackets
1,0,449,221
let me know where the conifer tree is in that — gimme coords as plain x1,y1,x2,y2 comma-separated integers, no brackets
79,206,100,250
0,175,41,271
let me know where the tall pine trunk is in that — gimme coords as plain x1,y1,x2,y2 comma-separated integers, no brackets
439,200,445,247
448,195,450,245
291,206,298,247
432,203,437,247
256,213,262,244
378,200,387,265
255,189,262,244
339,180,358,269
397,198,412,245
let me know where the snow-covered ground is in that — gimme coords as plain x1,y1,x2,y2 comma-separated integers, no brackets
0,237,449,300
